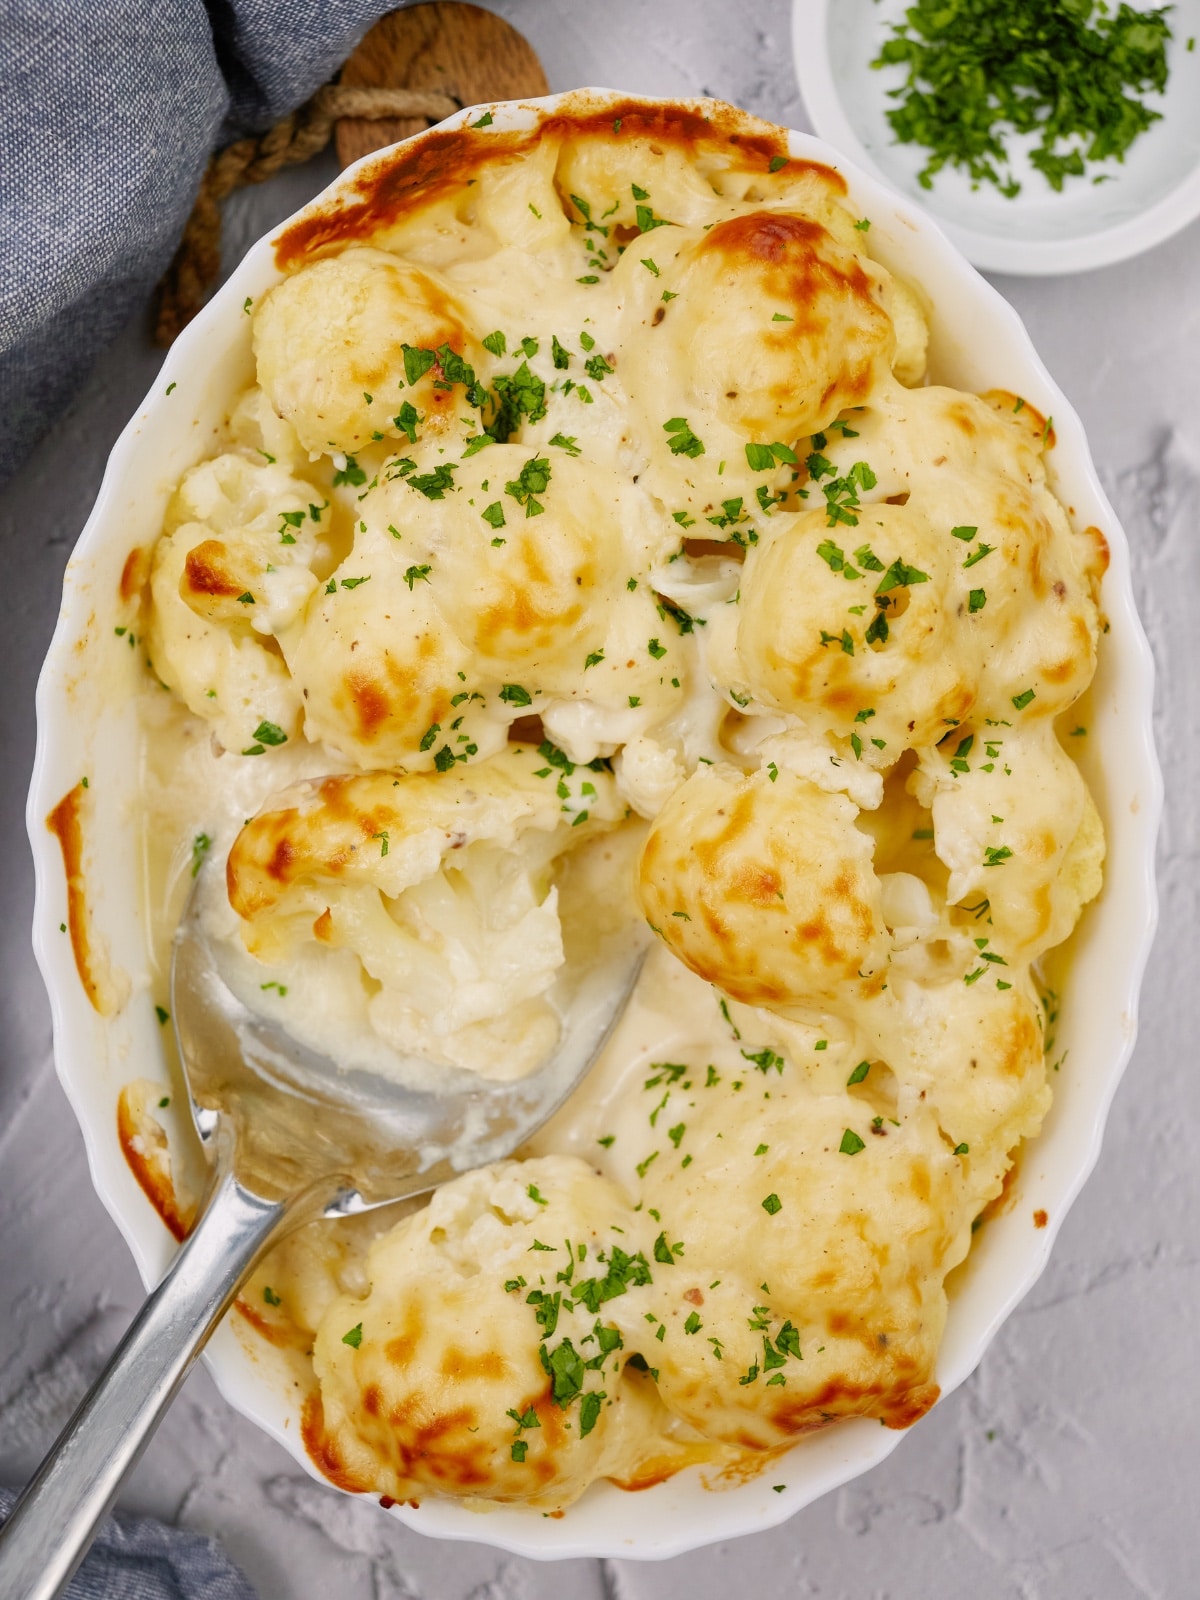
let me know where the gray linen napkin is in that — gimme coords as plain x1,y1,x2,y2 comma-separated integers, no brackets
0,0,399,485
0,1489,257,1600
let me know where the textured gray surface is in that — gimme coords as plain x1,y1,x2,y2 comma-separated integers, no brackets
1,2,1196,1594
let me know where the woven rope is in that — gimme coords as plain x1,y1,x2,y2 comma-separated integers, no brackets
153,84,460,345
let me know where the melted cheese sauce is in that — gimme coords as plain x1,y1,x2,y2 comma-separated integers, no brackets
132,99,1106,1513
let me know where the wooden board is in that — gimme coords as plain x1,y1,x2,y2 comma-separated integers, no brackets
335,2,550,169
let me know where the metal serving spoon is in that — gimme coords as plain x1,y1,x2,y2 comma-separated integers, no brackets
0,865,645,1600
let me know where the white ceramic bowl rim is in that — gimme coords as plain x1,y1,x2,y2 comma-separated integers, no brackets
26,89,1162,1560
792,0,1200,275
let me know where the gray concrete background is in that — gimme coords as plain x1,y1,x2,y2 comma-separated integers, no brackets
2,2,1197,1594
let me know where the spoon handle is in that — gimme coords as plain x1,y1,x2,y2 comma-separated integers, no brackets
0,1161,291,1600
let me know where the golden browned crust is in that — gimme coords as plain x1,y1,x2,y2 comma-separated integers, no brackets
273,96,843,270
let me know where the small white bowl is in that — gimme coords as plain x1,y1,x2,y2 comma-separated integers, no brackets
793,0,1200,274
27,90,1161,1559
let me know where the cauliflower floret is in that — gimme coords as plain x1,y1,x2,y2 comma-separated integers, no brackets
858,974,1050,1208
914,722,1105,964
734,502,976,754
628,1064,960,1445
310,1157,702,1510
254,247,488,456
790,386,1103,722
638,764,889,1010
615,209,897,519
145,443,329,752
281,522,477,771
226,746,626,1075
284,443,679,769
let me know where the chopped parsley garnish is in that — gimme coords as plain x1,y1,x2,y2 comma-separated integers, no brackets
636,202,671,233
707,496,749,531
822,461,877,527
854,544,885,573
817,538,852,573
761,1192,782,1215
393,401,420,443
1012,687,1037,709
745,441,799,471
403,343,481,400
847,1060,871,1086
657,595,700,635
820,628,855,655
505,455,552,516
569,193,606,233
488,360,547,440
983,845,1014,866
190,833,212,877
839,1129,866,1155
499,683,532,706
549,432,581,455
663,416,705,458
403,564,431,590
481,500,505,529
876,557,930,594
647,637,667,659
742,1046,785,1075
969,588,988,612
653,1232,678,1265
408,463,458,500
540,1331,588,1408
579,1391,604,1436
573,1246,653,1314
551,335,570,369
872,0,1173,198
341,1323,363,1348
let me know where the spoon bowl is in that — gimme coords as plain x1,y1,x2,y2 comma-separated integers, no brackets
174,861,647,1208
0,860,646,1600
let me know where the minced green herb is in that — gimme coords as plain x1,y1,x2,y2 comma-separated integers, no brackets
872,0,1172,197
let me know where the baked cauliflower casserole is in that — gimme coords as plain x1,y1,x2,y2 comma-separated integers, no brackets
132,99,1107,1512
